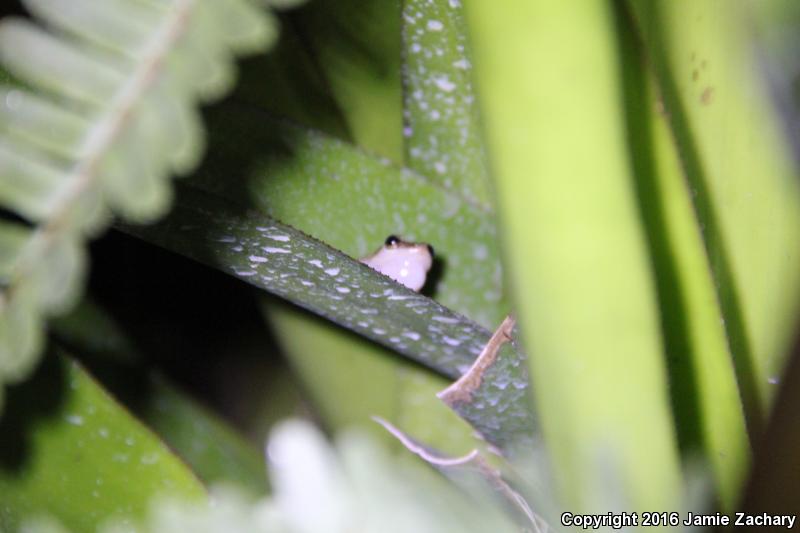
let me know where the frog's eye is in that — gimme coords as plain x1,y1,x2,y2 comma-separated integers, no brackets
385,235,400,246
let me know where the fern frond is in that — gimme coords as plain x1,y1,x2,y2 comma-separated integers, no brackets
0,0,279,409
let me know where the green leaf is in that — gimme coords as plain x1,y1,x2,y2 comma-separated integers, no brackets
50,298,269,496
66,420,522,533
628,0,800,430
0,350,206,532
17,420,524,533
220,1,495,452
139,377,269,497
437,316,536,455
292,0,404,160
123,186,493,378
262,299,478,455
618,11,749,509
401,0,492,206
124,185,535,452
231,22,351,142
50,299,139,366
463,0,682,510
220,11,425,449
396,1,538,454
192,108,507,329
0,0,280,411
153,101,535,452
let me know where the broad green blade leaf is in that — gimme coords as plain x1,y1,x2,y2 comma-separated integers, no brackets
231,22,351,141
51,298,269,496
263,299,479,455
629,0,800,428
123,186,490,378
265,299,535,456
140,377,269,497
619,16,748,508
193,107,507,329
218,5,484,453
14,420,524,533
438,316,536,455
401,0,492,206
189,105,533,451
218,18,428,451
0,351,206,532
464,0,682,511
0,0,280,410
50,299,139,365
124,186,535,452
293,0,404,160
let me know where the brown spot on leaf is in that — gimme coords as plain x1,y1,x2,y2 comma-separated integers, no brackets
692,69,699,81
700,86,714,105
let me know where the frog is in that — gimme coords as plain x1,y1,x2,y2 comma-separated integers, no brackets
360,235,434,292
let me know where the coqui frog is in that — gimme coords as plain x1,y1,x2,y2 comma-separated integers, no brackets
360,235,434,292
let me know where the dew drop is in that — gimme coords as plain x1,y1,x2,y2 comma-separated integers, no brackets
427,20,443,31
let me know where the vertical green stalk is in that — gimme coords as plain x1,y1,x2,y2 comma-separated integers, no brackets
401,0,492,205
629,1,800,427
464,0,681,510
617,4,748,508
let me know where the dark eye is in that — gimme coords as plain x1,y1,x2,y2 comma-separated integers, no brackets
385,235,400,246
426,244,434,257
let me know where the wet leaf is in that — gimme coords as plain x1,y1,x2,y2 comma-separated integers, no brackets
124,185,536,452
0,351,206,532
123,186,496,378
401,0,491,205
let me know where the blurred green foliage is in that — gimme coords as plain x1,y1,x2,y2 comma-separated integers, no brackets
1,0,800,530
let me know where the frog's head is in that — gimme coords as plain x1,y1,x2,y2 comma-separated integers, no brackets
360,235,434,292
